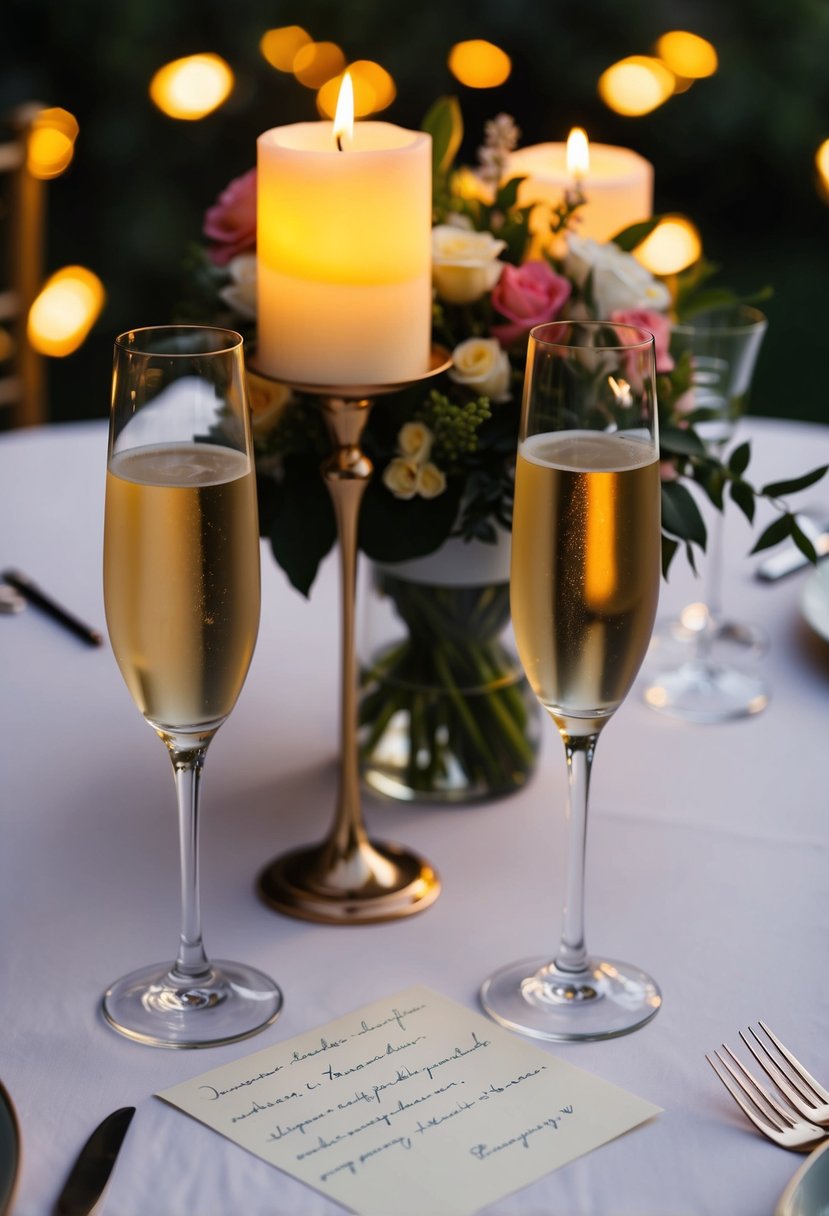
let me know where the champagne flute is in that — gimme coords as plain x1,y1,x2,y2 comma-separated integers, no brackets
642,305,768,722
481,321,662,1041
102,325,283,1047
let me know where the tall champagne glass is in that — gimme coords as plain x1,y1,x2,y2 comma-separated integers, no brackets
481,321,662,1041
642,305,768,722
102,325,283,1047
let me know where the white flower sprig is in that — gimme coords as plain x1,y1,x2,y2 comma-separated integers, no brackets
382,422,447,500
477,113,521,193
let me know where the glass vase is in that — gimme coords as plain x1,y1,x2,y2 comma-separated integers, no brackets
358,535,541,804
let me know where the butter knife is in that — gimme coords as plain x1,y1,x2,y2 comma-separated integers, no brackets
55,1106,135,1216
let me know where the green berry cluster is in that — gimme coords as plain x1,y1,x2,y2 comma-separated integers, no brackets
417,391,491,467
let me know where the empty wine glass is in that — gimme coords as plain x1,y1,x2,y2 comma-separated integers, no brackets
480,321,662,1041
102,325,283,1047
643,305,768,723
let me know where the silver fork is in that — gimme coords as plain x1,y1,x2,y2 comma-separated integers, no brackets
706,1043,826,1151
739,1021,829,1128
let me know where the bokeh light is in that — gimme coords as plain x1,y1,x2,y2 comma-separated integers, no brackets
292,41,346,89
317,61,397,118
27,108,79,179
260,26,311,72
598,56,675,116
634,215,702,276
149,54,234,121
656,31,718,79
448,40,512,89
816,139,829,202
27,266,105,357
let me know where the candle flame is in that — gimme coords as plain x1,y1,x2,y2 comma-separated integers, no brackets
333,71,354,149
566,127,590,180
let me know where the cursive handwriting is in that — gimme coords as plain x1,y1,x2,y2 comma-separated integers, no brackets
321,1037,426,1081
290,1037,348,1065
231,1092,303,1124
198,1061,284,1101
424,1032,490,1080
469,1107,575,1159
353,1003,426,1037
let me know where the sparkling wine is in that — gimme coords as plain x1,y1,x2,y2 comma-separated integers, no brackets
511,429,660,731
104,441,260,732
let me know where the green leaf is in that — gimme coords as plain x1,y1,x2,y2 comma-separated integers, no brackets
728,441,751,477
661,534,679,579
421,96,463,179
761,465,829,498
612,216,661,251
750,513,794,554
730,479,756,524
791,519,819,564
359,477,462,563
660,425,707,458
495,175,524,212
263,464,337,597
661,480,707,546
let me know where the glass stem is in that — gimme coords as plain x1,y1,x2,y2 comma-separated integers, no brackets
168,742,212,982
554,731,598,975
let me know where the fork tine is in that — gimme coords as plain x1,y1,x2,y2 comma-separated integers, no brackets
706,1052,778,1137
742,1028,817,1110
758,1022,829,1103
717,1044,795,1130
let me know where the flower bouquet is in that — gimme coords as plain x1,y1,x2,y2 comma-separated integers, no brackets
186,97,826,803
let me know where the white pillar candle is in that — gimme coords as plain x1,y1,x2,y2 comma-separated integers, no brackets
256,117,432,388
509,139,653,243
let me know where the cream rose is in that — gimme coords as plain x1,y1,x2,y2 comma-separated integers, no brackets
448,337,512,403
382,457,420,500
397,421,434,461
431,225,506,305
565,235,671,317
219,253,256,319
417,462,447,499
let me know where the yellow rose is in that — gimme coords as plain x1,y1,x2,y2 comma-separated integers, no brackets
448,337,512,403
417,462,447,499
382,457,420,500
398,421,434,461
431,224,506,305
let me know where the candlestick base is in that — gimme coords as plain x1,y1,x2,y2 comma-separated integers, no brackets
258,839,440,925
248,347,451,924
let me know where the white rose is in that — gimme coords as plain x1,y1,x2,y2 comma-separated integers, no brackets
448,337,512,403
417,462,447,499
219,253,257,319
431,225,506,305
564,235,671,317
397,421,433,461
382,457,420,500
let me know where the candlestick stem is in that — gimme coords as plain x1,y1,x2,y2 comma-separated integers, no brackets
257,385,444,924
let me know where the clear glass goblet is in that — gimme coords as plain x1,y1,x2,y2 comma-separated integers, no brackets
102,325,283,1047
642,305,768,723
480,321,663,1041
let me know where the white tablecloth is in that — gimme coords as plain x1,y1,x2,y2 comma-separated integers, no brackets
1,417,828,1216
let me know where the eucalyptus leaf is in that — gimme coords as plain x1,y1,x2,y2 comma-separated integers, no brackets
661,480,707,546
495,176,524,212
729,479,756,523
421,96,463,180
728,442,751,477
761,465,828,498
750,513,793,554
660,425,707,458
791,518,819,564
611,216,661,251
661,534,679,579
263,464,337,597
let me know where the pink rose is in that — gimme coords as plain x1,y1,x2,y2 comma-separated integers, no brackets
490,261,572,347
203,168,257,266
610,308,674,373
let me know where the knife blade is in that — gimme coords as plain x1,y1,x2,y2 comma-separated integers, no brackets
55,1106,135,1216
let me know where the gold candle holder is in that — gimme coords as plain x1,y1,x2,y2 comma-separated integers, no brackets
248,349,451,924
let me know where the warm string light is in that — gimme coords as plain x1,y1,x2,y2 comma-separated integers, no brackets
27,266,105,357
448,40,512,88
27,108,79,179
149,54,234,120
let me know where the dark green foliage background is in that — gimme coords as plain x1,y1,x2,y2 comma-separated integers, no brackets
2,0,826,426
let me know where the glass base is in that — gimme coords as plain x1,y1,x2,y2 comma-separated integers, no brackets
102,960,283,1048
642,657,769,722
655,603,768,657
480,955,661,1042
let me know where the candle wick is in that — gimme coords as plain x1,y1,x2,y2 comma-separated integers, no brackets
336,134,344,152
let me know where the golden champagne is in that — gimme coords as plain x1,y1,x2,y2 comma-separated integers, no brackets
511,430,660,732
104,441,260,732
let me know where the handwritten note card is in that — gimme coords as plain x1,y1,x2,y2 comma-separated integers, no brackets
159,986,660,1216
